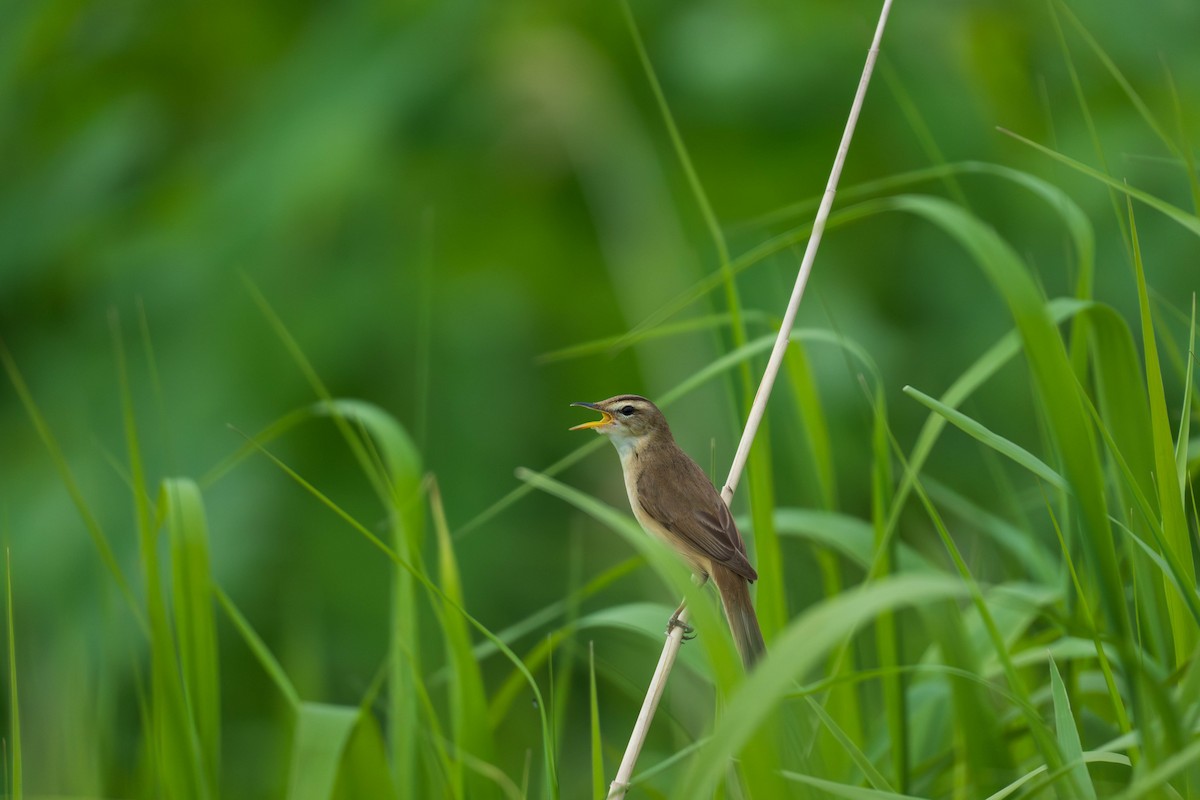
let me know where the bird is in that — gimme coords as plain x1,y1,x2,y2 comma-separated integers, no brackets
571,394,765,669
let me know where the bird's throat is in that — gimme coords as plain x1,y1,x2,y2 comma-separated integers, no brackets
610,431,640,463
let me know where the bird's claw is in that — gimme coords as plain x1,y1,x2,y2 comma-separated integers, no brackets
666,615,696,640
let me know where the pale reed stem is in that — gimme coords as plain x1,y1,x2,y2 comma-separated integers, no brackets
607,2,894,797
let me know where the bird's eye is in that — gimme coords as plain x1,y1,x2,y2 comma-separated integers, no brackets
620,405,636,416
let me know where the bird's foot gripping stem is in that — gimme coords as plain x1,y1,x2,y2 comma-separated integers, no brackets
666,608,695,641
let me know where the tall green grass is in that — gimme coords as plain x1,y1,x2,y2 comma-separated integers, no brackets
7,172,1197,796
2,8,1198,800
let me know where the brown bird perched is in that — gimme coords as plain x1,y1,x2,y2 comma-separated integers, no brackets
571,394,765,669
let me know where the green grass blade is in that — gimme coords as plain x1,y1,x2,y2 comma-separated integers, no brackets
1130,203,1196,666
163,478,221,791
6,549,21,800
1049,656,1097,800
903,386,1067,490
286,702,360,800
429,477,496,798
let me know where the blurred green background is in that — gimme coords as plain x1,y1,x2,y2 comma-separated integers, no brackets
2,0,1198,796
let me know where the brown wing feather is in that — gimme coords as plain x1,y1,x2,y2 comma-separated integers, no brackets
636,443,758,582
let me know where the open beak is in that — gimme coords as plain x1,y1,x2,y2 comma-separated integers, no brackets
570,401,613,431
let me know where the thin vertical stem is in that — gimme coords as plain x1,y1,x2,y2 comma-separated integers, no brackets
607,2,894,795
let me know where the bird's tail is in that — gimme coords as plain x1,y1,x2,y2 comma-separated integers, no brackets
712,564,765,670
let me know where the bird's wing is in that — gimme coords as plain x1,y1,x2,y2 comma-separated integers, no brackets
636,448,758,583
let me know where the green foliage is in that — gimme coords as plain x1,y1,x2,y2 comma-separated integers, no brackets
2,1,1198,798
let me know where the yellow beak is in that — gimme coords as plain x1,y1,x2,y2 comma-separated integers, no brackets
569,402,613,430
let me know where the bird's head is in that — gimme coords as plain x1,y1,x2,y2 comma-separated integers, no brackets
570,395,669,450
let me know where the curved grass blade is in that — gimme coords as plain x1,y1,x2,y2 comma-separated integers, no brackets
902,386,1066,490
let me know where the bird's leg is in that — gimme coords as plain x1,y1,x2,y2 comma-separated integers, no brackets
665,572,708,640
666,598,695,639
